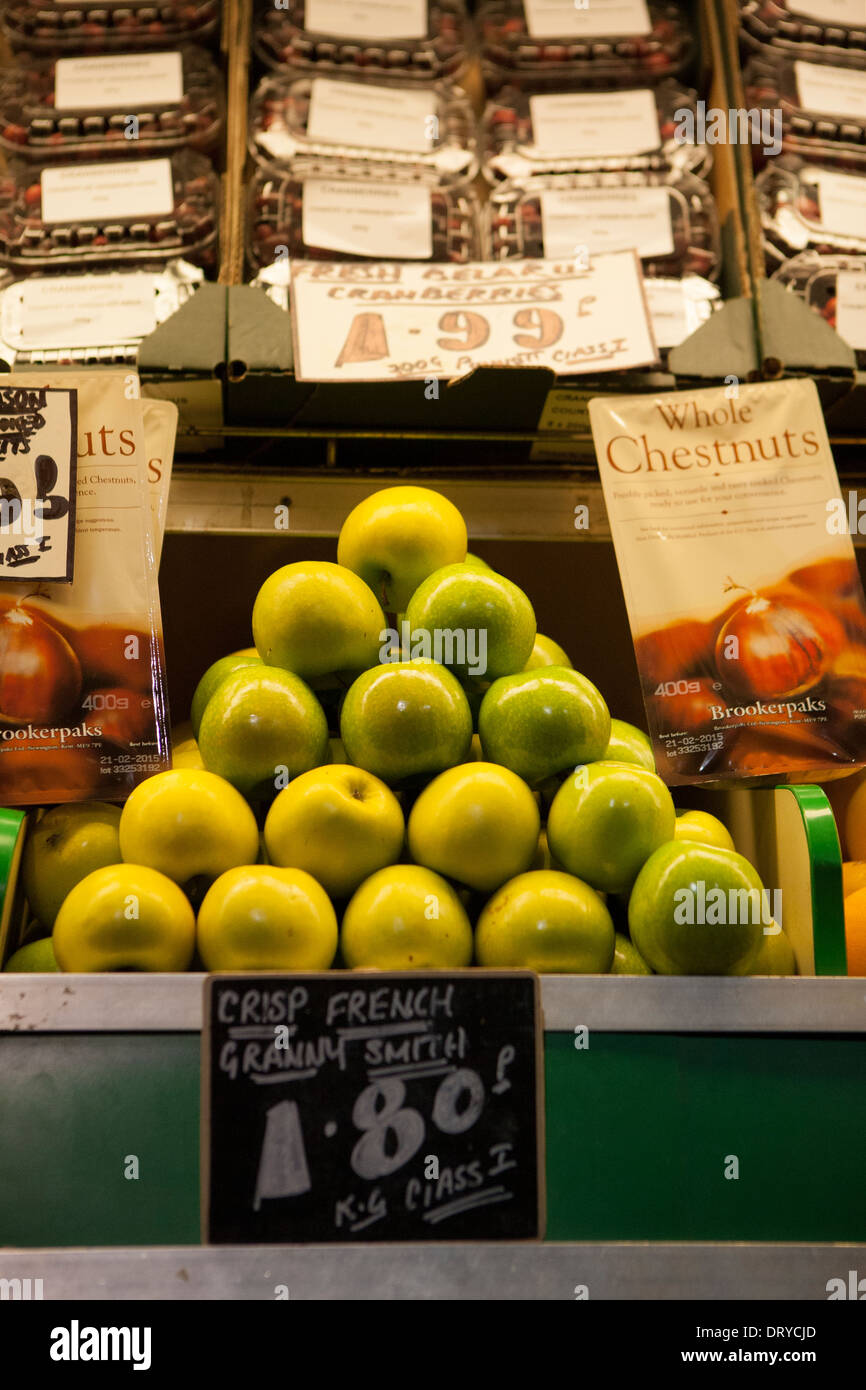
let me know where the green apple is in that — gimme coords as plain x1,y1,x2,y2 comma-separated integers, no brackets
406,563,535,680
476,870,615,972
22,800,122,930
628,840,766,975
464,552,493,571
604,718,655,772
729,923,796,976
478,667,610,785
252,561,385,680
524,634,573,669
408,762,540,893
199,666,329,799
675,809,735,852
611,931,653,975
341,864,473,969
4,937,59,972
264,764,405,900
547,760,676,895
340,659,472,786
337,486,467,612
190,648,261,738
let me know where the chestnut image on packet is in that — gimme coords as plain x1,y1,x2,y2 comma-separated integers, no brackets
0,369,170,805
590,378,866,786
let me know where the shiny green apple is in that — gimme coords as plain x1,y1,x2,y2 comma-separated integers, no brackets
405,563,536,680
190,648,261,738
340,659,472,786
604,718,655,771
547,760,676,894
479,666,610,785
199,665,329,799
524,634,573,669
628,840,766,975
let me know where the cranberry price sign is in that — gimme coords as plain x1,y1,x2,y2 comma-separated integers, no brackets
289,251,658,383
0,386,76,582
202,972,544,1243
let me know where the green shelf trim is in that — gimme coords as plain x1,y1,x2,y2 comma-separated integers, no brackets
784,785,847,977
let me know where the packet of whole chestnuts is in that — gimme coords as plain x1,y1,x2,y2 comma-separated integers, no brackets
0,369,170,804
590,378,866,785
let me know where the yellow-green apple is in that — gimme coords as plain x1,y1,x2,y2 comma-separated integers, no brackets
196,865,337,971
610,932,653,974
198,666,328,799
479,666,610,785
628,840,766,975
604,718,655,771
730,923,796,975
674,809,735,851
264,764,404,899
3,937,59,972
172,735,204,770
476,869,614,972
337,485,467,612
408,761,540,893
529,828,565,871
340,659,472,785
119,768,260,887
53,863,196,972
464,552,493,571
190,647,261,737
525,634,573,669
252,561,385,680
22,800,122,930
547,760,676,894
405,563,535,680
341,864,472,969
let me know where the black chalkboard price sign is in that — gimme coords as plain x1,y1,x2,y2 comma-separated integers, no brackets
202,971,544,1243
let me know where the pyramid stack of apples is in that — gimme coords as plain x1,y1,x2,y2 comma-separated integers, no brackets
8,487,796,977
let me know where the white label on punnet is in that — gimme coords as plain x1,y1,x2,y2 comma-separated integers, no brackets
814,169,866,239
305,0,426,40
54,51,183,110
836,270,866,351
307,78,435,153
795,61,866,120
539,185,674,260
41,158,174,223
2,273,157,350
302,179,432,258
523,0,650,40
794,0,865,24
528,89,659,158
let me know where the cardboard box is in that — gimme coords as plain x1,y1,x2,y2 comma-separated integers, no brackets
139,283,227,452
